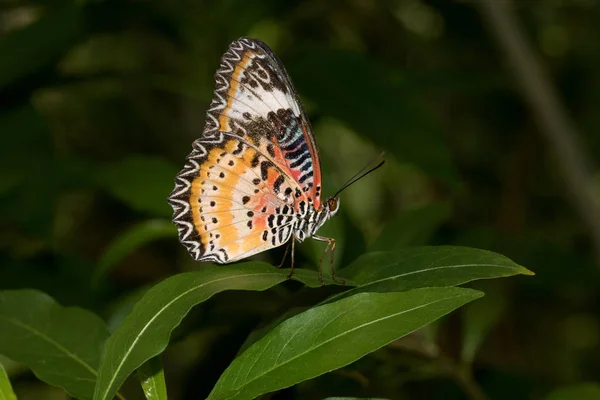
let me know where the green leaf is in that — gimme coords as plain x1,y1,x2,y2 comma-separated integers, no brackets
545,383,600,400
93,219,177,284
95,156,179,217
105,287,151,334
461,291,507,364
137,357,168,400
208,287,482,400
324,246,532,304
289,51,458,185
369,203,451,250
0,362,17,400
93,263,337,400
237,307,309,356
0,290,110,400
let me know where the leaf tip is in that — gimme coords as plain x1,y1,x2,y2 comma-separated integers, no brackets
518,265,535,276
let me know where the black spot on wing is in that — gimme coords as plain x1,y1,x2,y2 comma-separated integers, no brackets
232,141,245,155
273,175,285,194
260,160,275,180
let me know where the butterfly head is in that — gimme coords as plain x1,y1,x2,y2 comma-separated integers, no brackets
326,197,340,216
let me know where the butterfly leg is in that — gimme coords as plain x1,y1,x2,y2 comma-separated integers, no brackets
277,239,293,269
328,239,345,285
313,235,345,285
287,238,296,280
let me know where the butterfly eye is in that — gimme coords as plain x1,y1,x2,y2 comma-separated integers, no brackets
327,198,338,212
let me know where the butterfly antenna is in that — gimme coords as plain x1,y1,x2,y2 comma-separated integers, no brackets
333,151,386,198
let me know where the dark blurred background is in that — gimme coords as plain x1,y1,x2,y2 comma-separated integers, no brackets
1,0,600,399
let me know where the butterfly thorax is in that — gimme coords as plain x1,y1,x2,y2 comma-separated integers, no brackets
292,197,339,242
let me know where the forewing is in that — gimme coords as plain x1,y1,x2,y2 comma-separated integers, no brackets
207,37,322,206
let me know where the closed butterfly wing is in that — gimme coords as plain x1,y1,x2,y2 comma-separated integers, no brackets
211,37,322,202
169,37,322,263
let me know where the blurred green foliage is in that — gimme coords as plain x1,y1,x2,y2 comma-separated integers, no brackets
1,0,600,399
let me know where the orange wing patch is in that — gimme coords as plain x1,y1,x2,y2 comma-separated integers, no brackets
186,137,295,262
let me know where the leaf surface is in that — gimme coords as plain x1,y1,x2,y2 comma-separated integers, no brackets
0,362,17,400
208,287,482,400
325,246,532,304
138,357,168,400
93,263,336,400
0,290,109,399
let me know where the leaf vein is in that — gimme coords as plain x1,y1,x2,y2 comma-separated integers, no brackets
97,271,283,400
230,295,462,391
0,315,97,376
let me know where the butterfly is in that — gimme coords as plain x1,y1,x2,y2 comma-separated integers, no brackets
168,37,383,284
